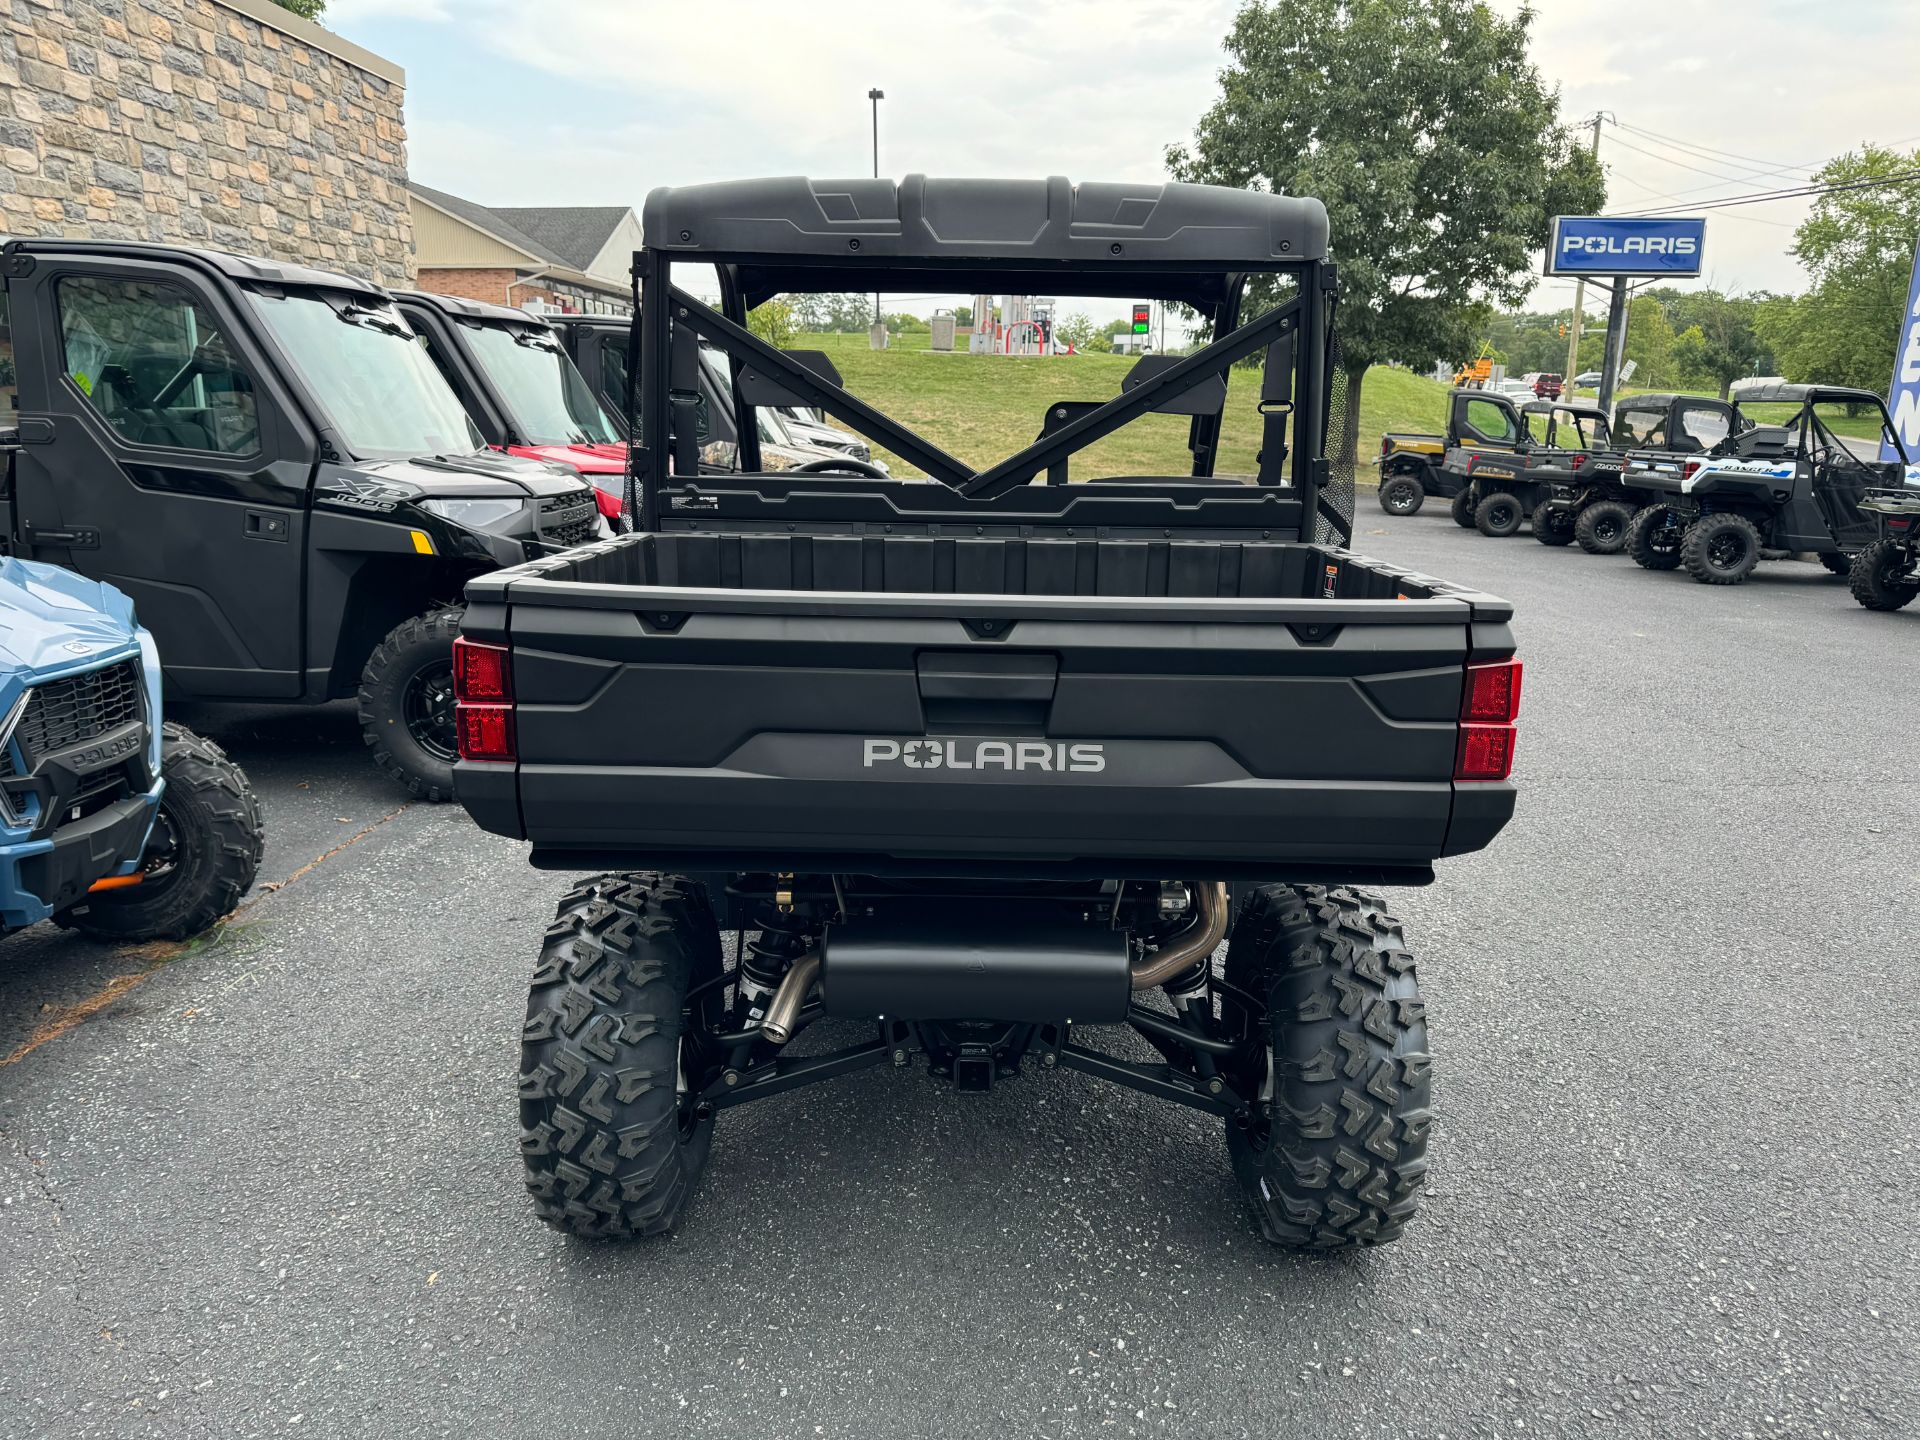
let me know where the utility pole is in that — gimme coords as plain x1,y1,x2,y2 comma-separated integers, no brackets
1564,112,1610,387
868,88,885,332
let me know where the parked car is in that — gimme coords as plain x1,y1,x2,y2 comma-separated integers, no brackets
0,552,261,942
1572,370,1602,388
0,238,605,802
459,173,1519,1251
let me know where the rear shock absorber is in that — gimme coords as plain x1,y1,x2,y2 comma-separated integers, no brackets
735,909,810,1029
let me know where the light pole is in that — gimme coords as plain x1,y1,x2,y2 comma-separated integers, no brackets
868,88,884,329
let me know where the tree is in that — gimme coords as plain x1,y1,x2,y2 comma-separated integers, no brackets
1168,0,1604,454
272,0,326,17
789,293,873,332
747,299,797,351
1754,145,1920,391
1656,288,1770,398
1054,311,1106,353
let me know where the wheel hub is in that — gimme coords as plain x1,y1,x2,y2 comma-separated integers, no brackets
404,662,458,762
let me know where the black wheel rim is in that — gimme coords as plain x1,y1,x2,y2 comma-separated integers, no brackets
129,803,186,900
1595,517,1621,543
403,659,458,762
1491,503,1515,529
1707,531,1747,570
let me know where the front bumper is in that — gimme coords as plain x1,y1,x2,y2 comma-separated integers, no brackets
0,781,162,932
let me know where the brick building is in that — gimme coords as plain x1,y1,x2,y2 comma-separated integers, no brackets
408,183,637,315
0,0,412,288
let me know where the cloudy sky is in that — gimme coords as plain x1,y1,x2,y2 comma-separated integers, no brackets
328,0,1920,318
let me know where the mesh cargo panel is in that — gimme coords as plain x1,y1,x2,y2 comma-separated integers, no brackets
1319,329,1356,547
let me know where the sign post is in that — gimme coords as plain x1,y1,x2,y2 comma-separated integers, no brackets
1882,231,1920,462
1546,216,1706,413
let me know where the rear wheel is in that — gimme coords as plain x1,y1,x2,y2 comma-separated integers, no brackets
1532,500,1575,546
1848,539,1920,611
1574,500,1633,554
1223,885,1431,1249
1474,491,1524,538
1449,488,1476,528
57,724,263,942
358,608,462,802
1378,473,1425,515
1681,512,1761,585
519,873,725,1239
1626,504,1685,571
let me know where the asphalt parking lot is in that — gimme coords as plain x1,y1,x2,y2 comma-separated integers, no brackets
2,509,1916,1440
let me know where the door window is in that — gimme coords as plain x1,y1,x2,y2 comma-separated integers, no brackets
1462,398,1517,443
56,275,260,454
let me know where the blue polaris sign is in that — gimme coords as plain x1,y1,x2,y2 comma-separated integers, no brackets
1881,230,1920,462
1546,216,1706,277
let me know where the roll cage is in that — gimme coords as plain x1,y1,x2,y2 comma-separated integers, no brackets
622,175,1342,544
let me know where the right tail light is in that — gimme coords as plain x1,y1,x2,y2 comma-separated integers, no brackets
1456,657,1522,782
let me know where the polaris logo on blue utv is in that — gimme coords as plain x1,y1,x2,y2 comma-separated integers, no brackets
863,738,1106,773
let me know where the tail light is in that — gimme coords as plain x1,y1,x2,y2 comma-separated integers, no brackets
1570,453,1587,471
1456,657,1522,782
1682,459,1703,484
453,637,511,701
454,637,516,761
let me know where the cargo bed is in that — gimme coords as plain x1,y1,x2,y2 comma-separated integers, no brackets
457,531,1517,882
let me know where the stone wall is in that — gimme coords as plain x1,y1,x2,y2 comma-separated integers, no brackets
0,0,412,288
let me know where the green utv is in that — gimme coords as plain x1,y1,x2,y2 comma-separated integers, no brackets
457,176,1521,1250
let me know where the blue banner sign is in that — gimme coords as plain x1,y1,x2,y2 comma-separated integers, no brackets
1882,231,1920,462
1546,216,1706,277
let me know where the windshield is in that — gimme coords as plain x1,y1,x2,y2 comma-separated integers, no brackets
464,322,622,446
247,289,483,459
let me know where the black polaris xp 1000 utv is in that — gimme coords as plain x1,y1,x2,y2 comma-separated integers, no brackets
1621,383,1905,585
0,240,603,799
1534,393,1742,554
455,175,1522,1250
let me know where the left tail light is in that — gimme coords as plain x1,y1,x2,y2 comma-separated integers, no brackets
453,638,515,761
1456,657,1522,782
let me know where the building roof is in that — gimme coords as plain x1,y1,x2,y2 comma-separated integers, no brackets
489,206,632,272
409,184,635,293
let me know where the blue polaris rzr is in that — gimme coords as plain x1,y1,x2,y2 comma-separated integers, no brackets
0,557,262,942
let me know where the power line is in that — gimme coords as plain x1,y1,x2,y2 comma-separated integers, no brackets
1611,121,1814,180
1601,130,1791,188
1624,168,1920,216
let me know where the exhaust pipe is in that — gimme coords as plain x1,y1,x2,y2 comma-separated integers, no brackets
1130,882,1229,991
760,947,821,1046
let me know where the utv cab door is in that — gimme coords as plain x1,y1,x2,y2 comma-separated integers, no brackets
4,256,313,698
1804,408,1887,550
1448,392,1524,452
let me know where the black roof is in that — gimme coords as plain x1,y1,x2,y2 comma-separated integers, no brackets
2,237,388,300
1730,381,1886,407
641,175,1329,307
1521,400,1607,419
393,289,551,329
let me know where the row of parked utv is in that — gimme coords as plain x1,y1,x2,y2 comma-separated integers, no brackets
1376,383,1920,610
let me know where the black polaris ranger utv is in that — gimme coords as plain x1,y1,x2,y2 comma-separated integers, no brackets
1621,384,1904,585
1534,392,1741,554
1447,397,1613,541
0,240,603,799
457,175,1521,1250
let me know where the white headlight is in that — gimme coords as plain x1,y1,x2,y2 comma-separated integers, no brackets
419,497,528,529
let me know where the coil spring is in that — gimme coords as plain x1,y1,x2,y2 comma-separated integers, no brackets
736,909,811,1022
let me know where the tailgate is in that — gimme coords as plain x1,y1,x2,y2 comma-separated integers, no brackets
459,536,1516,880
